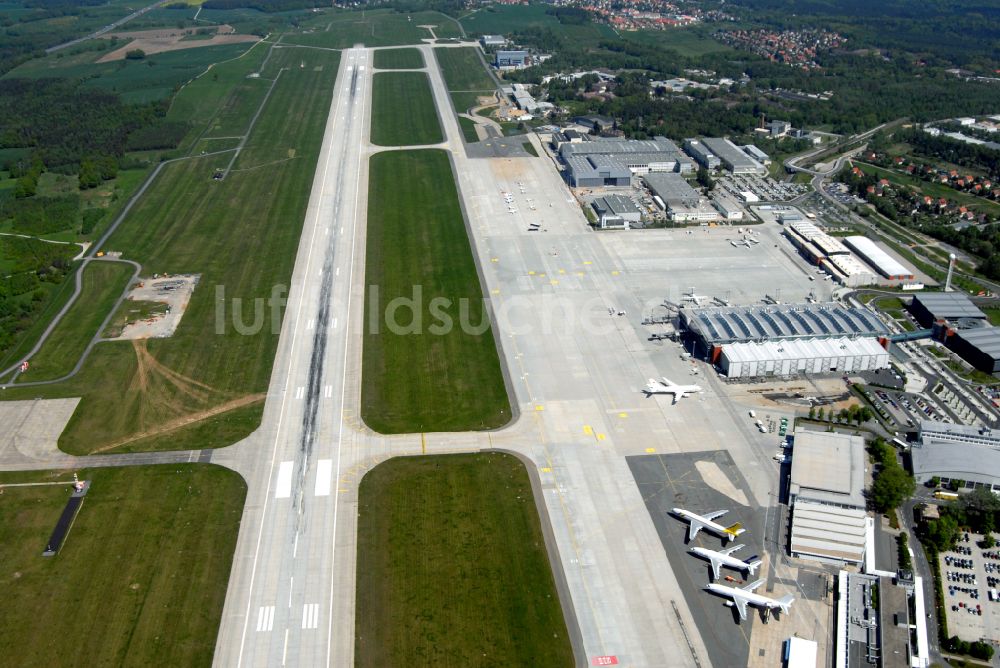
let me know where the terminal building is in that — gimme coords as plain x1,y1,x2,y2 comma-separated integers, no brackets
561,138,694,187
642,173,718,222
911,421,1000,491
843,236,915,282
789,430,868,565
680,302,890,378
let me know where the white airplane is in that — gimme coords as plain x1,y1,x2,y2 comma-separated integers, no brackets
704,579,794,622
690,544,762,580
644,377,703,404
682,288,710,306
671,508,745,543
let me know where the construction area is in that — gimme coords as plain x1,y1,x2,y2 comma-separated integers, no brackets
105,274,199,340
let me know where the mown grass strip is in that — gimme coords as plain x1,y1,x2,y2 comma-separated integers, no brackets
373,47,424,70
370,71,443,146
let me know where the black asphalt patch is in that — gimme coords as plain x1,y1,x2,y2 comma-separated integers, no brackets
627,450,768,668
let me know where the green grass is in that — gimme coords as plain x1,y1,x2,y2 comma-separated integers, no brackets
282,9,461,49
985,309,1000,326
0,47,341,454
523,140,538,157
355,453,574,668
103,298,170,338
461,4,616,46
20,260,133,382
458,115,479,143
622,27,733,57
450,90,493,114
434,46,494,91
371,71,443,147
362,150,510,433
0,235,78,276
373,47,424,69
0,464,245,667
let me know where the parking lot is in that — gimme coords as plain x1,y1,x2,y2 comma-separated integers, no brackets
717,174,807,203
939,532,1000,644
823,181,864,206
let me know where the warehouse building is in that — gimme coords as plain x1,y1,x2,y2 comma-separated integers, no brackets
721,337,890,378
712,195,744,221
824,254,878,288
843,236,915,281
742,144,771,166
701,137,767,175
908,292,987,329
783,221,876,286
789,430,868,565
911,421,1000,490
643,173,718,222
946,326,1000,373
479,34,507,47
591,195,641,229
683,138,720,169
561,138,694,187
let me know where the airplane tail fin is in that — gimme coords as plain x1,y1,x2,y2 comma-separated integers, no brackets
724,522,745,539
746,558,763,577
778,594,794,615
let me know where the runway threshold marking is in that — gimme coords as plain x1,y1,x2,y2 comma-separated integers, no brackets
256,605,275,632
302,603,320,629
315,459,332,496
275,461,293,499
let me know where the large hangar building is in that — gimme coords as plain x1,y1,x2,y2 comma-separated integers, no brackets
680,302,891,378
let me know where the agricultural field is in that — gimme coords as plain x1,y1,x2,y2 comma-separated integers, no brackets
371,72,443,147
622,27,734,57
355,453,574,668
460,3,616,46
0,47,341,455
362,150,510,433
21,260,134,382
282,9,461,49
0,464,245,667
373,47,424,70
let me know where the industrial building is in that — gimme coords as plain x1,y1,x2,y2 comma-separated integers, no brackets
908,292,987,329
843,236,915,281
783,221,877,287
835,571,929,668
642,173,718,222
508,83,552,115
681,302,890,377
495,50,529,69
700,138,767,175
711,195,744,221
591,195,641,229
683,138,720,169
561,138,694,187
479,34,506,47
788,430,868,564
911,421,1000,490
742,144,771,165
945,326,1000,373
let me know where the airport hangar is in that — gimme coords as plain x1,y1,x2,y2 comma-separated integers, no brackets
679,302,891,379
560,137,694,187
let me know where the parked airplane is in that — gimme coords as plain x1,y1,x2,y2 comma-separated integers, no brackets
671,508,745,543
690,544,762,580
682,288,710,306
644,377,702,403
704,579,794,622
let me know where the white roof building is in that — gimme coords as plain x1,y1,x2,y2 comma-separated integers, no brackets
843,236,915,280
720,337,889,378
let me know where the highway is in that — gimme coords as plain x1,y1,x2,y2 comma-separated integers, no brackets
212,47,371,667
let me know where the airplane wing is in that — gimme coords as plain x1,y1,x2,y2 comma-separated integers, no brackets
741,578,764,593
704,510,728,521
661,377,674,386
720,544,744,557
672,391,683,405
687,521,703,542
708,556,721,580
732,594,748,620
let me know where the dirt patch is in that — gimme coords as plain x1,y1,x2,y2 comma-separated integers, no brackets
106,274,199,340
97,26,258,62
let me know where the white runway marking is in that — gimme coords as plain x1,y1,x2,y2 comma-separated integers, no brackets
256,605,275,632
324,385,333,398
295,386,305,399
332,317,338,329
315,459,332,496
275,461,293,499
335,267,339,276
302,603,320,629
307,319,314,330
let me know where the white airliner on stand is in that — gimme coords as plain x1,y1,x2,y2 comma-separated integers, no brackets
704,579,794,622
644,377,703,404
671,508,745,543
690,544,762,580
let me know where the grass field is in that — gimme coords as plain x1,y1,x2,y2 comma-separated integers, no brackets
282,9,460,49
373,47,424,70
434,46,494,92
458,115,479,142
371,72,443,147
0,464,245,667
1,47,341,454
460,4,616,46
622,27,733,57
450,90,493,114
355,453,574,667
21,260,133,381
362,150,510,433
